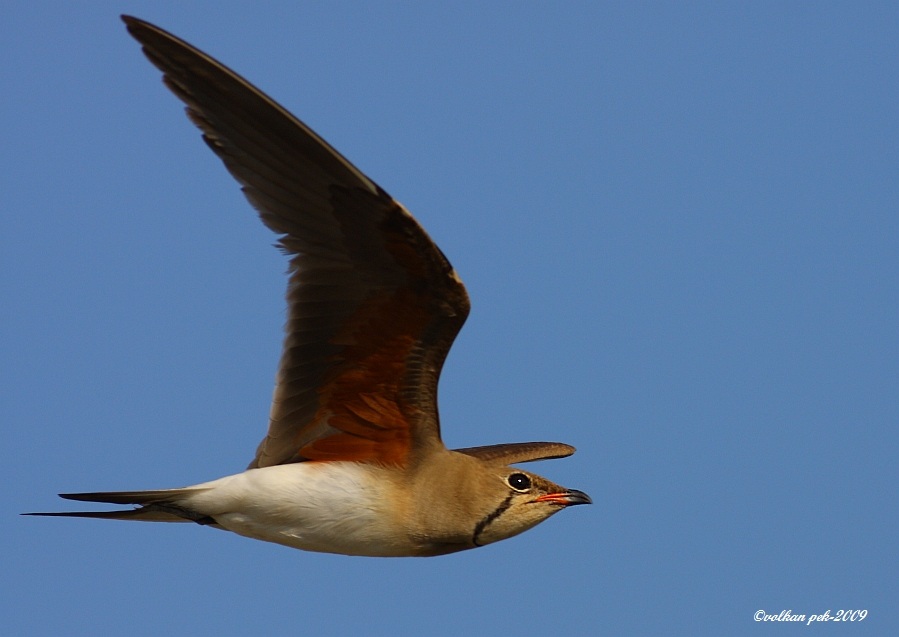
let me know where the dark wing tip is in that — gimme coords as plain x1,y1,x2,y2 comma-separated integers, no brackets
121,15,154,38
121,14,150,29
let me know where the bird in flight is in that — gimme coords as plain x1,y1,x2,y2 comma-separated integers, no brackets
26,16,590,557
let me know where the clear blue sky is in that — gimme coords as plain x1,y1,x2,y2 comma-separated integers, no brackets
4,2,897,635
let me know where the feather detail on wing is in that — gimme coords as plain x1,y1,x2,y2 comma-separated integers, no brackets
123,16,470,469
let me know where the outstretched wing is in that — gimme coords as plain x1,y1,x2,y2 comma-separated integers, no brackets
454,442,576,465
123,16,470,469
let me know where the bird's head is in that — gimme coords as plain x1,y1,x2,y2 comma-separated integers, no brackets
403,442,590,555
467,466,592,547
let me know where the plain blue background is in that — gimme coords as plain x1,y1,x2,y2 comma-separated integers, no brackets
4,2,896,635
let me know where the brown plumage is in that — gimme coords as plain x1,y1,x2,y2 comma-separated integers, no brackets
24,16,590,557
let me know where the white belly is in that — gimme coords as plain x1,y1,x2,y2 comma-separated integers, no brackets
181,462,407,556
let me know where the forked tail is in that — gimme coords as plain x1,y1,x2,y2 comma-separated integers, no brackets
23,488,213,523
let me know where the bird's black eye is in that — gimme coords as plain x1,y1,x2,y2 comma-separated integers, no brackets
507,473,532,492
